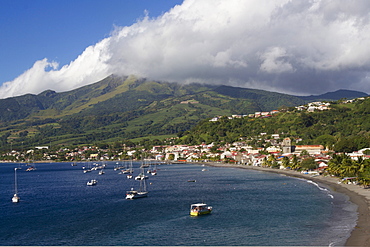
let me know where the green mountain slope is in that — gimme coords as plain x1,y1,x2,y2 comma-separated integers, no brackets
177,97,370,153
0,75,366,151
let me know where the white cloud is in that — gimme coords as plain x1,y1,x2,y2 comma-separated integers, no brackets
1,0,370,98
259,47,294,73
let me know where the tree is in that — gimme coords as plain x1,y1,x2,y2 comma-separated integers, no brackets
291,155,300,170
334,138,357,153
268,155,279,168
315,134,335,149
299,149,309,157
282,156,290,168
300,157,317,170
168,153,175,160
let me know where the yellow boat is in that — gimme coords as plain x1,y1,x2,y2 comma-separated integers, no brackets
190,203,212,216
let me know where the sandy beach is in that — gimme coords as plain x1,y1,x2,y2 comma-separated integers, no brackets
204,163,370,247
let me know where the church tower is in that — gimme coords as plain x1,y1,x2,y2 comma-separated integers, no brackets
282,137,292,153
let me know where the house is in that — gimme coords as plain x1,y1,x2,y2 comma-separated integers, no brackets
90,153,99,159
294,145,324,155
307,106,316,112
266,146,281,153
271,134,280,139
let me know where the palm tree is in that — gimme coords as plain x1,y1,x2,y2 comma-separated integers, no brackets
282,156,290,168
262,156,269,167
268,155,279,168
340,158,355,178
290,155,300,170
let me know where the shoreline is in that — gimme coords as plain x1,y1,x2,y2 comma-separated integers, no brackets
203,162,370,247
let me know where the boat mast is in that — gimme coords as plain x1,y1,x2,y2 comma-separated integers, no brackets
14,167,18,195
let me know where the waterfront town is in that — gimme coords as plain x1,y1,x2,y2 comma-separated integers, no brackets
2,98,370,176
2,134,370,178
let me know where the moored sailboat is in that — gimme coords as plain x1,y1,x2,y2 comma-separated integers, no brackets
127,159,134,179
12,168,20,203
135,167,148,180
126,177,148,199
151,163,157,175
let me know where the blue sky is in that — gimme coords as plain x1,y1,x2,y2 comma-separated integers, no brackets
0,0,183,83
1,0,370,98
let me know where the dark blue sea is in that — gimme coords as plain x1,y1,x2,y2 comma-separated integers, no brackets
0,162,357,246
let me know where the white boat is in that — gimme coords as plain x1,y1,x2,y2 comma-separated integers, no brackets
12,168,20,203
190,203,212,216
26,166,36,171
126,178,148,199
98,169,105,175
83,162,92,173
87,179,97,186
151,163,157,175
135,172,148,180
135,167,148,180
114,162,125,171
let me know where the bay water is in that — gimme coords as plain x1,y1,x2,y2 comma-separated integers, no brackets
0,162,356,246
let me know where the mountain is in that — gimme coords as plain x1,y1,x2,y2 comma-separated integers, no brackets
297,89,368,101
0,75,367,150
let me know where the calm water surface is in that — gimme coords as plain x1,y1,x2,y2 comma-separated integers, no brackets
0,162,356,246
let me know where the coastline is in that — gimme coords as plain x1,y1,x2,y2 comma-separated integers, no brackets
203,162,370,247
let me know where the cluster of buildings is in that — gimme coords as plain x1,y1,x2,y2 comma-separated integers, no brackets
295,102,331,112
3,136,370,173
209,101,332,122
150,136,370,171
209,110,280,121
209,97,368,122
151,137,326,162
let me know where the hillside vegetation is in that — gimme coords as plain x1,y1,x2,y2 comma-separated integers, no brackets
176,98,370,153
0,74,367,151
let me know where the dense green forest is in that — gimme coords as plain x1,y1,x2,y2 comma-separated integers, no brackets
176,98,370,153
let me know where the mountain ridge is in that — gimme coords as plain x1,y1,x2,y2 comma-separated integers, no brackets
298,89,368,101
0,75,367,150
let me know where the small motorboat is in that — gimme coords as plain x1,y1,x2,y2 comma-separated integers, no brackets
190,203,212,216
26,166,36,171
87,179,97,186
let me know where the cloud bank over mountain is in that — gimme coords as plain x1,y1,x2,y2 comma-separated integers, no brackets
1,0,370,98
